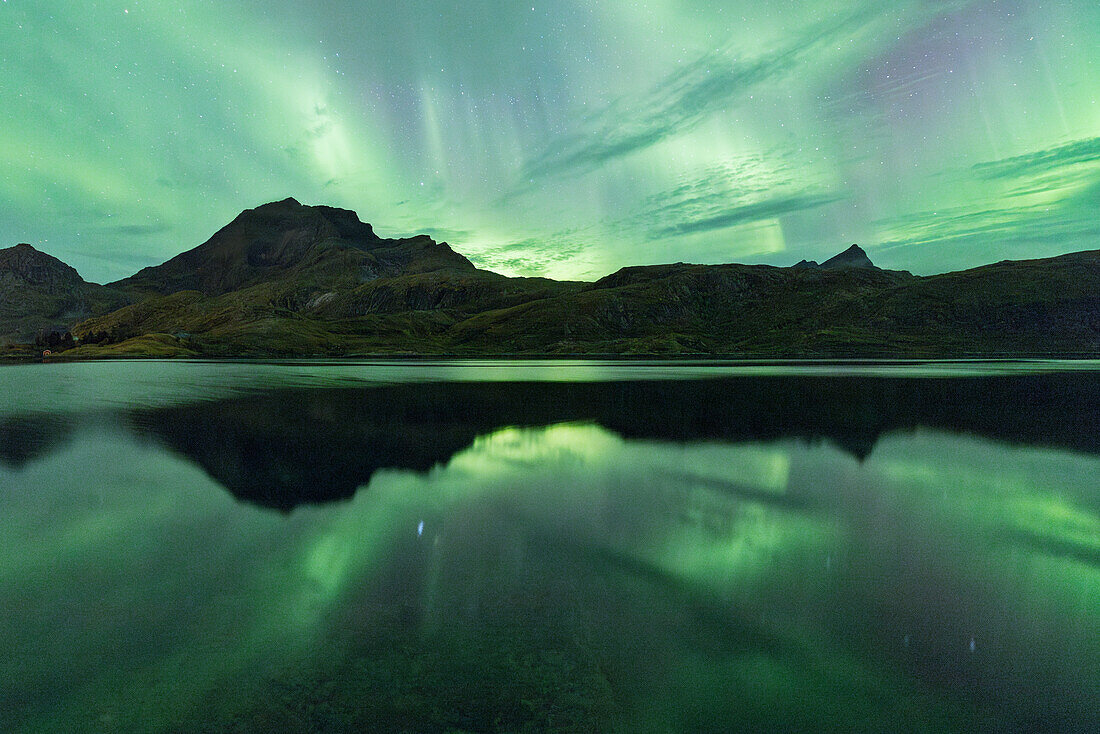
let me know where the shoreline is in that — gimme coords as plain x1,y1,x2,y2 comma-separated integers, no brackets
4,350,1099,365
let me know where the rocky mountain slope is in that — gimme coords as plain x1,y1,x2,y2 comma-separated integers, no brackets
110,198,476,297
0,243,129,343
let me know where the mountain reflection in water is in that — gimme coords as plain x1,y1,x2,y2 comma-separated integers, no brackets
120,373,1099,509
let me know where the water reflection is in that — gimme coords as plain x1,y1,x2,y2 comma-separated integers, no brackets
0,415,76,469
0,369,1097,732
114,372,1100,509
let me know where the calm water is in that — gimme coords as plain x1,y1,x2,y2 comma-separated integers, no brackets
0,360,1097,733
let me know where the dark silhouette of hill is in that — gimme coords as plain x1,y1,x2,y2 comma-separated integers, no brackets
4,370,1095,509
0,414,76,469
821,244,876,269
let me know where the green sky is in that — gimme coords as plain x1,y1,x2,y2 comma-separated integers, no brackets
1,0,1097,283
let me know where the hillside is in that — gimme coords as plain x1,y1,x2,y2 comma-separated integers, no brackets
65,199,582,355
2,199,1097,357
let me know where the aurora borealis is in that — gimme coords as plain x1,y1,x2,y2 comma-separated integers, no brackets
1,0,1097,283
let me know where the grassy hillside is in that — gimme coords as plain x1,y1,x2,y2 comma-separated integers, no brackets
67,249,1099,358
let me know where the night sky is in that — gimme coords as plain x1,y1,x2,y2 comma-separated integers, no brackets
1,0,1097,284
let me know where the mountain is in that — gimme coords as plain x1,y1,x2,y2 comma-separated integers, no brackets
821,244,875,269
0,243,129,343
793,244,877,270
110,197,475,296
3,199,1097,357
60,198,579,355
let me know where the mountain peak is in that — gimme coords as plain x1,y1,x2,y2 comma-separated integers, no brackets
109,199,474,296
821,244,874,269
0,242,86,288
233,199,378,243
794,244,876,270
246,197,311,214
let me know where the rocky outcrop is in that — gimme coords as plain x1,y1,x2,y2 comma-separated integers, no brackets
0,244,86,293
0,243,130,342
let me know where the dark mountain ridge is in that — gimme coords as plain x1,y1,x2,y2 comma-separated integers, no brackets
2,198,1097,356
141,373,1095,509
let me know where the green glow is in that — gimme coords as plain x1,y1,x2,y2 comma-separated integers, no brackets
1,386,1097,730
1,1,1096,281
868,432,1100,617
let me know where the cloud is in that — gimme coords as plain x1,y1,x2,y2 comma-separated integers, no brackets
616,155,839,239
972,136,1100,180
653,193,842,237
98,223,172,237
868,132,1100,272
873,171,1100,270
520,9,877,180
468,237,588,277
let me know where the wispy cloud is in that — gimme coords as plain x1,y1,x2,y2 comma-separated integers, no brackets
972,136,1100,179
97,223,172,237
468,237,588,277
520,10,877,180
870,134,1100,272
620,155,840,239
874,171,1100,270
654,192,841,237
